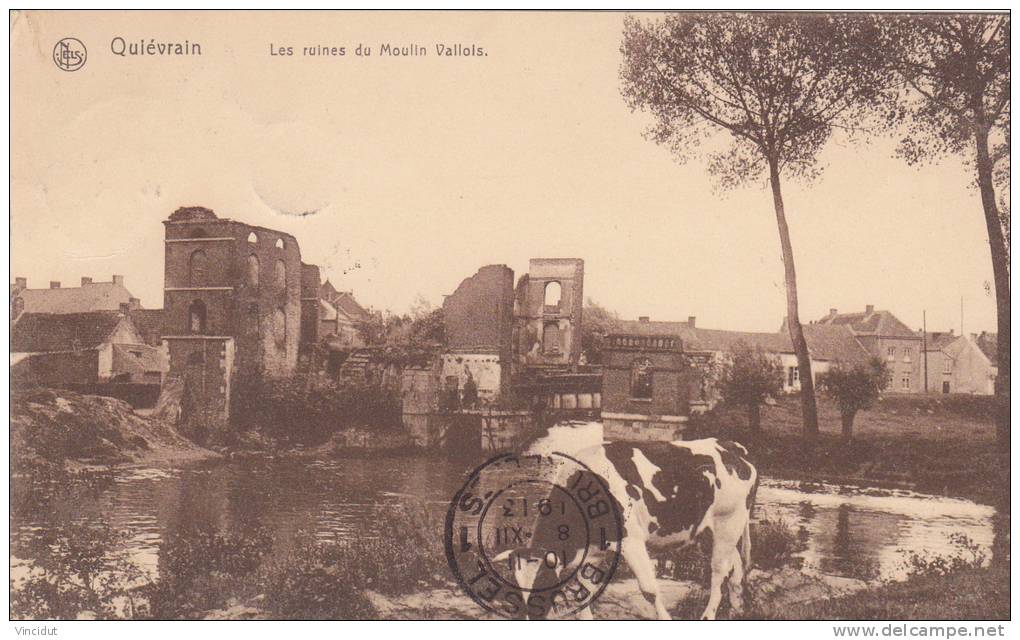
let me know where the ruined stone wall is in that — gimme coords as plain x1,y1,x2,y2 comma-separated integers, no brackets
299,263,321,353
166,337,234,433
442,265,515,396
514,258,584,368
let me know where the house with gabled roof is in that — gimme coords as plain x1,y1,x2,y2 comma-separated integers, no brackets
11,309,166,388
10,275,140,318
318,280,373,348
921,330,997,395
812,305,922,393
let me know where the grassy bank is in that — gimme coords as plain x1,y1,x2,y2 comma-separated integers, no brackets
762,564,1010,620
690,394,1007,505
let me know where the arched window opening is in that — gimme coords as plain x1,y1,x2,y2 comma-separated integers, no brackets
188,228,208,239
542,321,561,354
275,238,284,249
631,358,653,399
188,300,207,334
544,281,562,308
247,254,260,287
188,250,208,287
275,259,287,289
247,231,258,244
273,307,287,346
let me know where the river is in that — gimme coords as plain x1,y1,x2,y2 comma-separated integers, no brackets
10,455,997,585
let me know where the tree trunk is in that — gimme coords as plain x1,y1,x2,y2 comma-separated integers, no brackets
748,402,761,434
769,158,819,438
841,409,856,442
973,121,1010,452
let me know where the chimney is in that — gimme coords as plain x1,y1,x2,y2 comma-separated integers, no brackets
14,277,26,289
112,275,125,286
865,304,875,314
119,302,131,315
129,297,141,310
81,276,92,285
688,316,696,329
829,308,837,316
49,281,60,289
638,316,650,323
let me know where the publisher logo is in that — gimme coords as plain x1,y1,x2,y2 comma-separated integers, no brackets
53,38,87,72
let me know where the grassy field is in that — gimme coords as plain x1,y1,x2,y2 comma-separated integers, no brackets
690,393,1007,505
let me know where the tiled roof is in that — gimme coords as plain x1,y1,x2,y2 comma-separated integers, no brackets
817,308,917,338
974,332,998,363
920,331,959,351
333,291,372,322
16,281,135,314
12,312,126,353
612,320,870,365
131,309,166,347
111,343,166,374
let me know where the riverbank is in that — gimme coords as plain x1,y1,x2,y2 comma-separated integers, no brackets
692,394,1007,505
761,564,1010,620
11,388,218,475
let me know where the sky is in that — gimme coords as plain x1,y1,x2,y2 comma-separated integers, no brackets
10,10,1002,335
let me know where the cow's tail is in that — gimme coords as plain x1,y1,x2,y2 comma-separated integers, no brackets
741,474,759,572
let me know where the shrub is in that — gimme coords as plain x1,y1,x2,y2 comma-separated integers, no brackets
11,522,146,620
230,372,403,446
259,536,377,620
902,533,987,578
143,525,273,619
751,516,807,570
818,358,888,441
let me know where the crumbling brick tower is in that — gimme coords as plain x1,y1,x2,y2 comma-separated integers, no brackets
162,206,305,430
515,258,584,369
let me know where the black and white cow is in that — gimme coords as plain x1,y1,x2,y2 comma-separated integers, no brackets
509,422,758,620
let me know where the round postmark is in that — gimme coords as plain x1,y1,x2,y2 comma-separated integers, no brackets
444,452,623,619
53,38,87,72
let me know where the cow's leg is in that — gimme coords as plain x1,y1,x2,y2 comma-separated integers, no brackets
701,549,733,620
701,518,744,620
727,548,745,616
621,538,670,620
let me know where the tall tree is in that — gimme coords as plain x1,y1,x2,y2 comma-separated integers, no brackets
882,14,1010,447
620,13,892,437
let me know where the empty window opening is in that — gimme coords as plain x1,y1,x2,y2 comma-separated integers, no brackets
247,231,258,244
631,358,653,399
544,281,562,308
275,238,284,249
188,300,207,334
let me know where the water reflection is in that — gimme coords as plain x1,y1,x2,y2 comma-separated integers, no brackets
11,458,997,584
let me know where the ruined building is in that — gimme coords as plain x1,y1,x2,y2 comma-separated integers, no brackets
438,258,597,412
162,206,319,426
513,258,585,369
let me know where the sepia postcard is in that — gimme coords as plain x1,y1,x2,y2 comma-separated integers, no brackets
7,8,1011,631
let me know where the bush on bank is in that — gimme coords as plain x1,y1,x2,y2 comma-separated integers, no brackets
229,372,403,447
